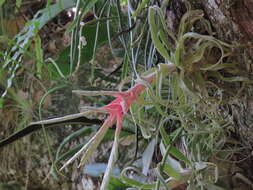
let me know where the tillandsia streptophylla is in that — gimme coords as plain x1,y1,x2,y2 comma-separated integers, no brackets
61,63,176,189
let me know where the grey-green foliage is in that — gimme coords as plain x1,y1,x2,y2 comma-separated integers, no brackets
119,4,244,190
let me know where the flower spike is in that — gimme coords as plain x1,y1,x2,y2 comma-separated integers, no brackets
62,63,176,190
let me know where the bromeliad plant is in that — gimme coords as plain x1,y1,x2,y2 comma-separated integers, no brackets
2,1,250,189
50,4,244,189
59,63,176,189
145,4,252,190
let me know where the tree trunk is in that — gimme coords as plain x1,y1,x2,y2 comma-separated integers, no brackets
200,0,253,144
196,0,253,188
168,0,253,188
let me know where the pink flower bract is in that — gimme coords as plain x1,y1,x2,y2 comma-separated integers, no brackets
102,73,156,129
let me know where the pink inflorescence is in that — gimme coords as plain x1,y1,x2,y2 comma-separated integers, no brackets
101,73,156,129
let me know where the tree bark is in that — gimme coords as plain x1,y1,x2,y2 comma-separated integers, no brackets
200,0,253,144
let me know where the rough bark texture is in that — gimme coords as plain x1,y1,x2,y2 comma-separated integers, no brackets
200,0,253,143
197,0,253,188
167,0,253,188
200,0,253,69
201,0,253,44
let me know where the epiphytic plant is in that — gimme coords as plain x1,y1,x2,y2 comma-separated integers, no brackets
59,63,176,190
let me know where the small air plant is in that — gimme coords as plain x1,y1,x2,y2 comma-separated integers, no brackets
60,63,176,189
